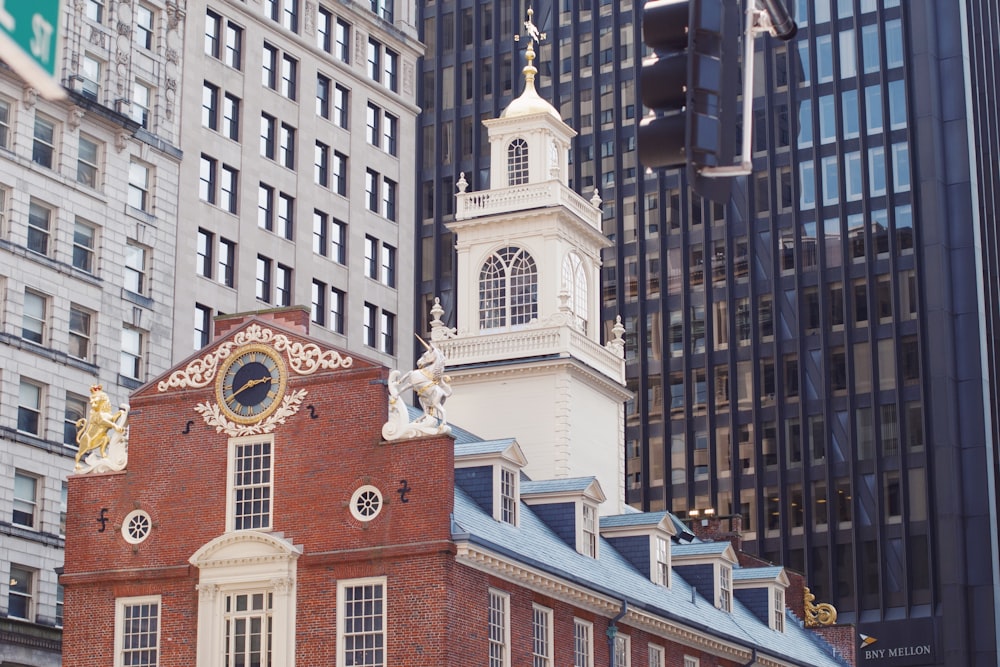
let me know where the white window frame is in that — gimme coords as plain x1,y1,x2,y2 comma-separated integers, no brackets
337,576,387,667
531,604,553,667
579,502,598,558
773,586,786,632
226,435,274,531
18,379,44,436
648,644,665,667
718,563,733,612
488,589,511,667
495,465,518,525
120,326,145,380
113,595,160,667
13,471,38,529
573,618,593,667
683,657,700,667
652,535,670,587
614,633,631,667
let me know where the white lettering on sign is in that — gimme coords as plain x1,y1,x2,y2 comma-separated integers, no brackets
864,645,932,661
31,13,54,63
0,0,14,31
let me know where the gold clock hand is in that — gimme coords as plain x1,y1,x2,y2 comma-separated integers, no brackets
232,376,269,397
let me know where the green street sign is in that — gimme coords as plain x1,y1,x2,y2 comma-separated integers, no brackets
0,0,65,100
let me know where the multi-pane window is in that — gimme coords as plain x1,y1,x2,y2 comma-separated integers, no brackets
281,54,298,99
261,113,276,158
225,592,272,667
332,218,346,262
223,93,240,140
339,580,385,667
262,43,278,89
277,193,294,240
500,467,517,524
32,115,56,168
128,160,151,211
279,123,296,168
195,303,212,349
81,54,101,100
683,657,700,667
332,151,347,195
77,134,100,187
27,201,52,255
18,380,43,435
256,255,272,302
317,73,331,118
199,155,217,203
221,165,239,213
719,565,732,612
13,471,38,528
218,238,236,287
335,18,351,62
330,287,345,334
202,82,219,129
380,244,396,287
366,104,398,155
370,0,393,21
507,138,529,185
132,80,152,128
258,183,274,230
614,634,630,667
648,645,665,667
367,39,399,91
382,178,397,221
118,243,148,294
225,20,243,68
205,10,221,56
333,84,349,128
382,113,397,155
311,279,327,325
317,6,333,51
479,247,538,330
8,565,33,620
532,605,553,667
364,235,378,278
315,141,329,186
366,103,381,146
117,597,160,667
232,438,272,529
379,310,395,355
366,169,379,212
573,619,593,667
136,4,155,49
363,303,377,347
198,229,214,277
86,0,104,22
774,588,785,631
22,290,47,344
654,536,670,586
313,210,329,256
276,264,292,306
0,98,11,148
65,392,87,447
488,590,510,667
581,504,597,557
69,304,93,360
120,326,145,380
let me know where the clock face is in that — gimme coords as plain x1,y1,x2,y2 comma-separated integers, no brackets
216,345,287,424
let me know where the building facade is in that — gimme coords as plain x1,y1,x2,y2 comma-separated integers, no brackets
415,1,1000,665
173,0,423,371
0,1,184,664
60,308,854,667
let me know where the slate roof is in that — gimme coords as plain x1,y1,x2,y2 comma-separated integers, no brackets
521,477,598,494
452,483,848,667
733,566,786,581
673,541,735,558
454,438,518,458
599,511,671,529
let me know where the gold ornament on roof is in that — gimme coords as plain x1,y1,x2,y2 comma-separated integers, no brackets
803,586,838,627
75,384,130,472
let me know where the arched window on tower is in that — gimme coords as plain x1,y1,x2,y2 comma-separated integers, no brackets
562,252,588,332
507,138,529,185
480,246,538,330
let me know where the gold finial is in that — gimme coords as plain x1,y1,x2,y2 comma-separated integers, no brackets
803,586,838,627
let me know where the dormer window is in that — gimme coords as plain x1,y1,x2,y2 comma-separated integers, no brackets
581,503,598,557
479,246,538,331
719,564,732,612
654,536,670,587
507,138,529,185
773,587,785,631
499,466,518,525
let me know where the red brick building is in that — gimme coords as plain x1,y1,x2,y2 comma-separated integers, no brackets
61,309,853,667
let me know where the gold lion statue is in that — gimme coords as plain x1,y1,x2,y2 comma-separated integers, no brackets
75,385,128,470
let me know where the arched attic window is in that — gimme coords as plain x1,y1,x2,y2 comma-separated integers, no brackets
562,252,588,331
507,138,529,186
479,246,538,331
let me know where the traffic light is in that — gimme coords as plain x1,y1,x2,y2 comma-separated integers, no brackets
637,0,739,182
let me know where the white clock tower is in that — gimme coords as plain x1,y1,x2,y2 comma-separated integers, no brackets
432,11,631,514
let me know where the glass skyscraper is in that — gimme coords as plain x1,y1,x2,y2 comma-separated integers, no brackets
416,1,1000,665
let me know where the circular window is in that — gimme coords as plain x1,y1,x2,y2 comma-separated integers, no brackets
121,509,152,544
350,486,383,522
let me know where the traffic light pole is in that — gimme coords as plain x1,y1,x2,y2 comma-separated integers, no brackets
699,0,796,179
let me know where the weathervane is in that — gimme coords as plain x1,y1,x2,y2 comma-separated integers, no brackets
514,5,547,62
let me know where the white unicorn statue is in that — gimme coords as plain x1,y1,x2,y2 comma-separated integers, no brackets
382,335,453,441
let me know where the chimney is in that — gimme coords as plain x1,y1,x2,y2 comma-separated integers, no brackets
686,512,743,552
